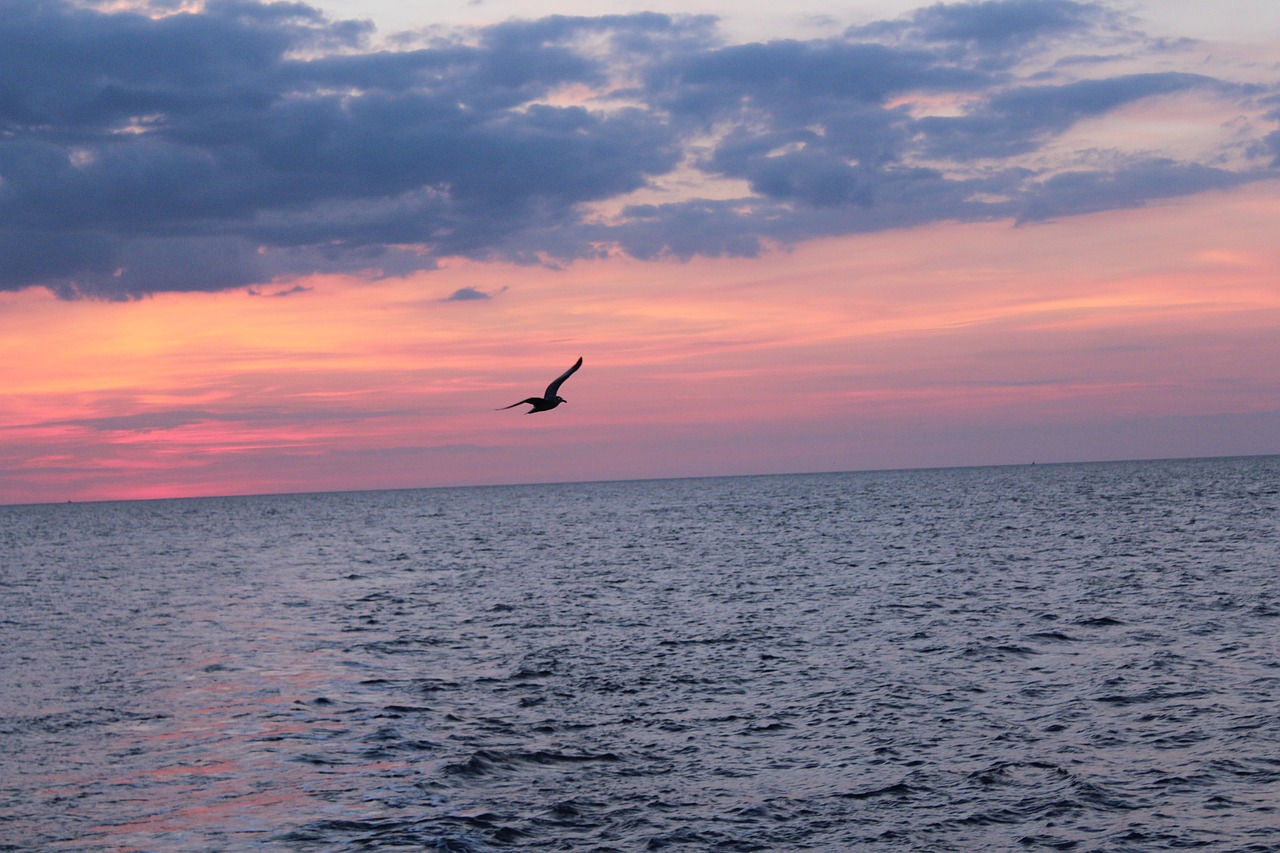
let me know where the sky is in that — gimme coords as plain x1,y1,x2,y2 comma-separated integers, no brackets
1,0,1278,505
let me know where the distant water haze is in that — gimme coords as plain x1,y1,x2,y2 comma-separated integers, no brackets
2,456,1278,849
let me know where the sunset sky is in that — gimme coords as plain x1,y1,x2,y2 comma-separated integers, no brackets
2,0,1278,505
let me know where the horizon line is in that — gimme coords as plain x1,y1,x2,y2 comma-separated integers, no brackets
3,451,1275,510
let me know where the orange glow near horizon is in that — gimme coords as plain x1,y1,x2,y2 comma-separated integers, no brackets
3,180,1279,505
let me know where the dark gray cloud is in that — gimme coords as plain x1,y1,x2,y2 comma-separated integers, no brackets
917,73,1222,159
0,0,1275,299
1015,159,1252,221
248,283,312,297
1258,130,1280,167
442,285,507,301
909,0,1105,49
848,0,1114,64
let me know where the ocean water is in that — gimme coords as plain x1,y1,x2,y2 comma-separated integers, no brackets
1,456,1278,851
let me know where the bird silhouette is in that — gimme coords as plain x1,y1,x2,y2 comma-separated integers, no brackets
498,357,583,413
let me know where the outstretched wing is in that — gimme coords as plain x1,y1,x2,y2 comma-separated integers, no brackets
544,356,583,398
497,397,542,410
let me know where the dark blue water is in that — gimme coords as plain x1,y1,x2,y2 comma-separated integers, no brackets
2,456,1278,851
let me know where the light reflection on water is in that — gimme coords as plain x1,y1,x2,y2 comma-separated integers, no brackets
2,456,1279,850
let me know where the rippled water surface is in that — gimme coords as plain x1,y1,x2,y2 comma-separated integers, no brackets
2,456,1279,851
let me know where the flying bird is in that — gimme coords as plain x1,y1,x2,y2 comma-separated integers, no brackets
498,357,583,413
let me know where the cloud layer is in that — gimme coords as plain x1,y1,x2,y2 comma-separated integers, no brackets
1,0,1275,299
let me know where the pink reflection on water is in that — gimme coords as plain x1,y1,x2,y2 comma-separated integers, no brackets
50,622,423,849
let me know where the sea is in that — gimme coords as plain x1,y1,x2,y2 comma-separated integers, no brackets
1,455,1278,852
